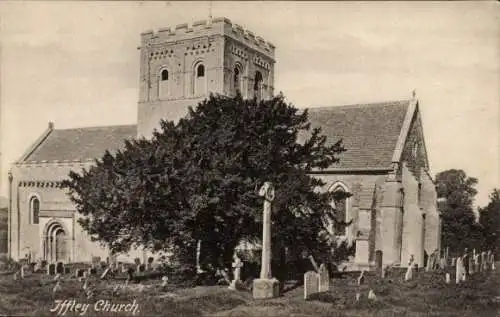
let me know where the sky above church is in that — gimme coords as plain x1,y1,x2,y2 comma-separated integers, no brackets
0,1,499,208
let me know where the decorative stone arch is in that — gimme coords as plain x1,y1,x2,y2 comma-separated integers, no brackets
27,193,41,225
42,218,70,263
157,66,170,99
328,181,351,237
192,59,207,96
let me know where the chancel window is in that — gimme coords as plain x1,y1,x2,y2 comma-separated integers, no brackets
30,196,40,225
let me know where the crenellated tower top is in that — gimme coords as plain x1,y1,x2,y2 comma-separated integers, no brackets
137,17,277,138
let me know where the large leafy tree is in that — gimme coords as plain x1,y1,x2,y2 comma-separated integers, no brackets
479,189,500,256
63,93,347,271
435,169,480,254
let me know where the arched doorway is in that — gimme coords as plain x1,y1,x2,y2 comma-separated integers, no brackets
43,221,68,263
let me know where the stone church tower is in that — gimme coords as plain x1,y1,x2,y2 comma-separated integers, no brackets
137,17,276,137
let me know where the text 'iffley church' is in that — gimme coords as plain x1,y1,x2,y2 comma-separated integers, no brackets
8,17,441,270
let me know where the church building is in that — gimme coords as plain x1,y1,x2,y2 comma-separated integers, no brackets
7,17,440,269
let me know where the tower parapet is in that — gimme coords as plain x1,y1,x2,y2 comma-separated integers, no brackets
137,17,276,138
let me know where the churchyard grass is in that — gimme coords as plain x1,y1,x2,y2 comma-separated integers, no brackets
0,264,498,317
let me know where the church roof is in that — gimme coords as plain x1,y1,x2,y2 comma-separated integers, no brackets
305,100,411,170
19,124,137,163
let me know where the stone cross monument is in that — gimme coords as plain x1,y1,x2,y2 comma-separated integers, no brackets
253,182,280,299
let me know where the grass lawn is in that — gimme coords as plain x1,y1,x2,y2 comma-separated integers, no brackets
0,265,498,317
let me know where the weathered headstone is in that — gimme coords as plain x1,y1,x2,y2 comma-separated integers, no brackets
451,257,456,267
161,276,169,287
455,257,463,284
318,264,330,292
20,266,25,279
375,250,383,278
445,273,450,284
252,182,280,299
405,256,414,281
368,289,377,301
468,256,475,275
304,271,319,300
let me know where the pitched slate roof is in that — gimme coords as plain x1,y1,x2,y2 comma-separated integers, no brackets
304,100,410,170
21,125,137,163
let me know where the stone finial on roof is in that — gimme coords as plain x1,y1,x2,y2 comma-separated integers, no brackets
411,89,417,101
48,122,54,129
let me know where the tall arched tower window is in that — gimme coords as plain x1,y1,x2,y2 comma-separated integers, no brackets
158,69,169,99
193,63,206,96
254,71,263,100
233,66,241,95
30,196,40,225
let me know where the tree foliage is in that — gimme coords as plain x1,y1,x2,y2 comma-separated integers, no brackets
479,188,500,256
63,93,348,270
435,169,480,254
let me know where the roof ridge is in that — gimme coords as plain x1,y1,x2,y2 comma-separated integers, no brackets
305,100,410,111
53,124,137,131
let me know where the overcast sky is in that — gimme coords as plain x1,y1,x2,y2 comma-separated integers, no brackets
1,1,499,208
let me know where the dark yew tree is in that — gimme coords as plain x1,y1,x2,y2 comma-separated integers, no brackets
479,189,500,256
63,93,347,271
435,169,480,255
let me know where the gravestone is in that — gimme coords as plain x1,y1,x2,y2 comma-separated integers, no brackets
304,271,319,300
455,257,463,284
468,256,475,275
318,264,330,292
445,273,450,284
20,266,25,279
368,289,377,300
405,256,414,281
48,263,56,275
56,262,64,274
161,276,168,287
451,257,456,267
375,250,383,278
